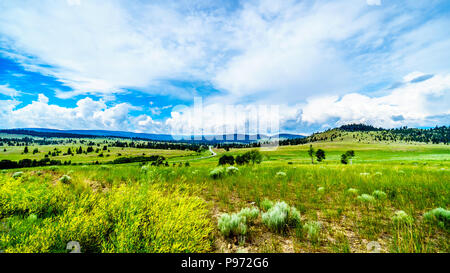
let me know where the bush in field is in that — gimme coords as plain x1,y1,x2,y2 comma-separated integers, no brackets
141,165,150,172
237,207,259,223
303,221,322,243
209,167,225,179
218,213,247,238
423,208,450,229
275,171,286,178
12,172,23,179
260,199,274,212
347,188,359,196
372,190,387,200
391,210,413,225
226,166,239,175
357,194,375,203
262,201,301,233
317,187,325,194
27,214,38,222
235,150,262,165
59,175,72,184
218,155,235,166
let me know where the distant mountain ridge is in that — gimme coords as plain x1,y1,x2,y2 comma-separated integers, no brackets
0,128,306,144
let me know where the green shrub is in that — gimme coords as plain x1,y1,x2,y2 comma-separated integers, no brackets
209,167,225,179
27,214,38,222
275,171,286,178
58,175,72,184
303,221,322,243
237,207,259,223
226,166,239,175
423,208,450,229
372,190,387,200
262,201,301,233
12,172,23,179
391,210,413,225
218,213,247,237
357,194,375,203
347,188,359,195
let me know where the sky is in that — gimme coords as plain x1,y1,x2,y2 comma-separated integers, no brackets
0,0,449,135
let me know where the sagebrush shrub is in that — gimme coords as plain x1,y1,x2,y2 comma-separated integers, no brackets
303,221,321,243
423,208,449,229
12,172,23,179
357,194,375,203
238,207,259,223
59,175,72,184
372,190,387,200
218,213,247,237
391,210,413,225
226,166,239,175
261,201,300,232
209,167,225,179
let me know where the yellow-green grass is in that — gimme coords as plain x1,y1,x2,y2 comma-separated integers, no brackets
0,142,449,253
193,142,450,167
0,145,196,163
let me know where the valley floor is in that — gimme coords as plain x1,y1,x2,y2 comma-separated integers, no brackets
0,142,449,253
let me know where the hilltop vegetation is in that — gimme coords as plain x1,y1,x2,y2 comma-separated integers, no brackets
280,124,449,146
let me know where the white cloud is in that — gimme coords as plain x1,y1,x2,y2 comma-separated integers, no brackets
0,0,223,97
37,94,49,104
0,95,161,132
0,84,20,97
301,73,450,128
367,0,381,6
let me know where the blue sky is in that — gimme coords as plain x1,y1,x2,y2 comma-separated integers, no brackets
0,0,449,135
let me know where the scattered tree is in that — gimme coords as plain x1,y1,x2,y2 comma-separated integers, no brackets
315,149,326,162
219,155,235,166
308,145,315,164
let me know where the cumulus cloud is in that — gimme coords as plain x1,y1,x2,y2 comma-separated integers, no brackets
301,73,450,128
0,96,161,132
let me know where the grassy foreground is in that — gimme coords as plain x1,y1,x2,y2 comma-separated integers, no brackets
0,142,449,253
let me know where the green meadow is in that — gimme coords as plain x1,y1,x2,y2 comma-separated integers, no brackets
0,141,449,253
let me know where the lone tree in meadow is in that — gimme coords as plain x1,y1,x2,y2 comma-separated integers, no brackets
23,146,29,154
307,145,315,164
315,149,326,162
341,150,355,164
247,150,263,164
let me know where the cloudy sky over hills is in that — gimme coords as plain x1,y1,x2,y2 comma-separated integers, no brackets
0,0,449,135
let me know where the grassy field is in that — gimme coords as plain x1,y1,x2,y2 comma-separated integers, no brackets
0,144,198,163
0,142,449,253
